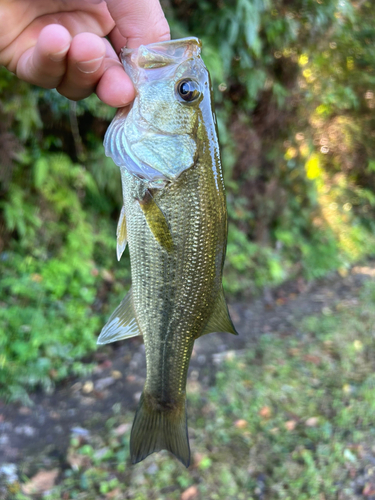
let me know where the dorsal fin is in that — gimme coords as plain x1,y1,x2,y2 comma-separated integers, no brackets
199,288,238,337
97,288,141,345
117,205,127,261
138,190,173,252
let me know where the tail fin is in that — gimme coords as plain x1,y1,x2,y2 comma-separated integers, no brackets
130,392,190,467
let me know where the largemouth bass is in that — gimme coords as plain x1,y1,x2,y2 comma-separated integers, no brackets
98,37,237,467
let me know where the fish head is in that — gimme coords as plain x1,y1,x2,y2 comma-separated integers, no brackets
104,38,217,187
124,39,207,136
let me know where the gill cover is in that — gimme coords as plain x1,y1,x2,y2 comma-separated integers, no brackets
104,38,207,185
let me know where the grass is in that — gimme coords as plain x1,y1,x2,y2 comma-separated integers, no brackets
8,279,375,499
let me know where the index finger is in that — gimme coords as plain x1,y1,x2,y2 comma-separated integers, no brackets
104,0,170,51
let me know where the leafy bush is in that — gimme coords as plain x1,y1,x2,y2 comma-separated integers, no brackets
0,149,130,401
170,0,375,290
0,71,130,401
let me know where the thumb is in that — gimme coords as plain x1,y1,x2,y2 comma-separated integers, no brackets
105,0,170,51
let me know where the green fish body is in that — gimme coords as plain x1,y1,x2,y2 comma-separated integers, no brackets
99,38,237,467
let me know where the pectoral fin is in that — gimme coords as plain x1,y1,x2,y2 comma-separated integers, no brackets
116,205,127,261
138,190,173,252
97,288,141,344
199,288,238,337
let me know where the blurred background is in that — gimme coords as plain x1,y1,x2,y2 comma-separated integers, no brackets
1,0,375,498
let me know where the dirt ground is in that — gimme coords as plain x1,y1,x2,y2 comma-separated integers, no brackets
0,264,373,478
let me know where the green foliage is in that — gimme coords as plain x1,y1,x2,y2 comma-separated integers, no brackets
224,225,288,294
0,253,97,402
0,71,129,401
0,148,130,401
170,0,375,291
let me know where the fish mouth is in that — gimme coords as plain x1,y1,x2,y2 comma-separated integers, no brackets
121,37,201,70
120,38,202,87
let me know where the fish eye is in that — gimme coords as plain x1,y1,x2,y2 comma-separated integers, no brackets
176,79,201,102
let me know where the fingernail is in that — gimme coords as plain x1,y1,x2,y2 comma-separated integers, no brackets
76,57,104,74
49,45,70,62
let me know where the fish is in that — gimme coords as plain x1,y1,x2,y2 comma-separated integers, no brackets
98,37,238,467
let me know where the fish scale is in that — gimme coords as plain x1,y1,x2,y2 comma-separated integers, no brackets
99,37,238,467
126,158,222,397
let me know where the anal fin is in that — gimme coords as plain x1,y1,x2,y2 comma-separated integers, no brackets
138,190,173,252
117,205,127,261
199,287,238,337
97,287,141,344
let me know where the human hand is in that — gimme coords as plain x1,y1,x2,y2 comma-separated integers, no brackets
0,0,170,107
